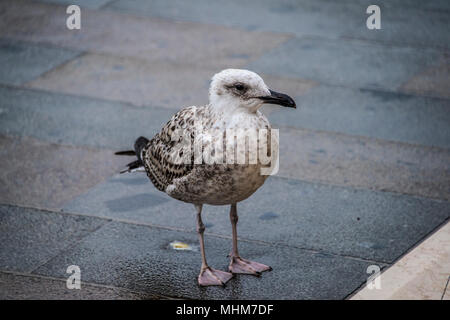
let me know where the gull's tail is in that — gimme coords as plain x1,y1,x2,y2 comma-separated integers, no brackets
115,136,149,174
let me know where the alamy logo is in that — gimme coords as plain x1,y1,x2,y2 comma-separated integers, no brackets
66,5,81,30
66,265,81,289
366,5,381,30
366,265,381,289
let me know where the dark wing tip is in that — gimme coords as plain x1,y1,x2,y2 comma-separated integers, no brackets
119,159,144,174
115,150,136,156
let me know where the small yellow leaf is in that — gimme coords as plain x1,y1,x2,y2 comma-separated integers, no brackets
170,241,192,251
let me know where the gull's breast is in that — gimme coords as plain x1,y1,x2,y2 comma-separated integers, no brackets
165,110,274,205
166,163,268,205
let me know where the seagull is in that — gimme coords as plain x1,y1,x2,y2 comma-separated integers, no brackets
116,69,296,286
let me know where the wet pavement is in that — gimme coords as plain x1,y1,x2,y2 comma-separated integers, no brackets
0,0,449,299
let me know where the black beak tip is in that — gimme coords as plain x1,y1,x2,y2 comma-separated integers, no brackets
288,98,296,109
264,89,297,109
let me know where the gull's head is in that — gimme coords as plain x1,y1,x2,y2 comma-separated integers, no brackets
209,69,296,112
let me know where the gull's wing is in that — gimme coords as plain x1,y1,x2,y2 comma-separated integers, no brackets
142,105,207,192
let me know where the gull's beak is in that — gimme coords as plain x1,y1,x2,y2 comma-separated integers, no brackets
259,89,296,108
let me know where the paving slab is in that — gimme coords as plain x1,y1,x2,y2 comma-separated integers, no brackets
277,128,450,200
0,205,108,273
32,0,112,10
106,0,450,49
0,135,127,210
0,0,290,68
28,53,220,109
352,221,450,300
267,85,450,149
400,61,450,99
63,174,450,263
0,39,80,85
444,286,450,300
33,220,376,299
444,280,450,300
0,271,156,300
29,53,316,109
248,37,444,92
0,86,174,150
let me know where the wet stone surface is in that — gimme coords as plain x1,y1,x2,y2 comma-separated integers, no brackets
33,221,377,299
0,205,108,273
0,271,156,300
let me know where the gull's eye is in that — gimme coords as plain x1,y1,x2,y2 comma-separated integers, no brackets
234,83,245,91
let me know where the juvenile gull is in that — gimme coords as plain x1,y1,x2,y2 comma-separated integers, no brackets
116,69,296,286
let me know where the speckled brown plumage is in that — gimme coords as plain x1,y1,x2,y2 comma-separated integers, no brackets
141,105,199,192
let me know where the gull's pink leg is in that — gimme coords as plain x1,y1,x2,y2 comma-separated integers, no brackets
228,203,272,276
195,204,233,286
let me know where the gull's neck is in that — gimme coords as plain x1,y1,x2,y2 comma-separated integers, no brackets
208,100,264,129
209,99,255,118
